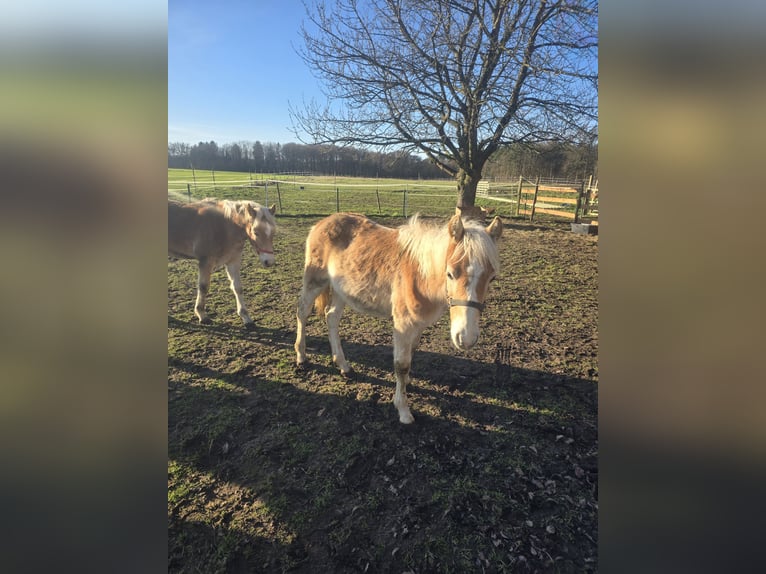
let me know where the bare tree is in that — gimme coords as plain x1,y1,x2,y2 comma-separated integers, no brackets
291,0,597,211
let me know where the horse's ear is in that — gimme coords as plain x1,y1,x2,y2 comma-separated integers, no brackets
269,204,277,216
448,213,464,242
486,215,503,241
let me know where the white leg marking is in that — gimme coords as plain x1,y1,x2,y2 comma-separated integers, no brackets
195,261,213,323
392,327,421,424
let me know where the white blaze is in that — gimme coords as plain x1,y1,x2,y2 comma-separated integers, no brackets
450,262,483,350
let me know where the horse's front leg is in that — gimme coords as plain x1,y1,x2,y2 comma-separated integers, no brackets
392,326,422,424
195,258,215,324
224,259,254,328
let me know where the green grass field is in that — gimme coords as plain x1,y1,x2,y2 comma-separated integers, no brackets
168,168,523,218
168,169,597,221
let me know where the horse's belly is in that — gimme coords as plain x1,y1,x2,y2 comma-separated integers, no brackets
333,279,391,318
168,234,197,260
168,247,195,260
344,295,390,318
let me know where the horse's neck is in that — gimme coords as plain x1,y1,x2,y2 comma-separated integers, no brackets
423,268,447,304
224,211,252,237
234,216,250,233
407,229,449,304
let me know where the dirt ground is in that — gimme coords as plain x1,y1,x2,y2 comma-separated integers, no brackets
168,214,598,573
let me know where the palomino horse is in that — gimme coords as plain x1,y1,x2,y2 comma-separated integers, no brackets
168,198,276,327
294,211,503,423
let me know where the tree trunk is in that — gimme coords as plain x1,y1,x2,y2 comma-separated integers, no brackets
457,169,479,207
456,169,486,220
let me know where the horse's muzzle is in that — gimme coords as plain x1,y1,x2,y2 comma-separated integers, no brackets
259,253,275,267
453,330,479,351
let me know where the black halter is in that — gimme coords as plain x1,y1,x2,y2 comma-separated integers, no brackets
447,297,485,312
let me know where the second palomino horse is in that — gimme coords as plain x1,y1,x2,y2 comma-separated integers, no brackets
295,211,502,423
168,198,276,327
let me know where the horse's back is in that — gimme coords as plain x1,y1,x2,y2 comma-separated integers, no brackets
306,212,396,263
168,202,195,255
307,212,372,244
168,200,239,260
304,213,401,316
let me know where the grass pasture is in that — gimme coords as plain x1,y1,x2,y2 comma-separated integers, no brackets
168,169,511,218
168,174,598,572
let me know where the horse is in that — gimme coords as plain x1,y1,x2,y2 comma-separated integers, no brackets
455,205,495,221
294,210,503,424
168,198,276,328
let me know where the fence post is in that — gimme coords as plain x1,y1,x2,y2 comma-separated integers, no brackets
264,181,269,206
336,187,340,212
191,164,197,192
275,181,283,213
186,183,191,202
376,189,382,214
574,181,585,223
402,187,407,217
515,175,523,216
212,169,216,193
529,176,540,221
583,175,593,216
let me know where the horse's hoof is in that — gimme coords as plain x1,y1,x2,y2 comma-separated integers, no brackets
398,411,415,424
199,317,212,325
243,322,256,330
341,368,355,380
295,362,308,373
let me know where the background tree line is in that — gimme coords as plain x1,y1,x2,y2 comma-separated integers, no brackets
168,139,597,181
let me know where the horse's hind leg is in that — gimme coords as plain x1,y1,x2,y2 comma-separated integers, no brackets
295,276,326,367
195,258,215,324
224,259,254,328
326,293,351,375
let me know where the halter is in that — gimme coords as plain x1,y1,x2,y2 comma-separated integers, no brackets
447,296,485,313
445,269,486,312
249,236,274,255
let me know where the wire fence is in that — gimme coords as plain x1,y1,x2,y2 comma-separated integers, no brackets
168,172,598,220
169,176,464,218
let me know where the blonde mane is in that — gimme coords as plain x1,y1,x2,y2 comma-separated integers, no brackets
455,220,501,274
218,200,276,235
397,214,449,279
398,214,500,279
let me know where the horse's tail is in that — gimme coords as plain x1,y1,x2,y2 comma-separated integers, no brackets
314,286,331,318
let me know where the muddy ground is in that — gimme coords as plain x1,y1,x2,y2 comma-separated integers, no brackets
168,214,598,573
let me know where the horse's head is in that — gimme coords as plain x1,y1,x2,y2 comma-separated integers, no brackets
445,213,503,350
246,203,277,267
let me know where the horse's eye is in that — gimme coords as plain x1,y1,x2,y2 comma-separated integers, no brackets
447,271,454,280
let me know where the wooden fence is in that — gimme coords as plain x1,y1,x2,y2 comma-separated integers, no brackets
479,175,598,222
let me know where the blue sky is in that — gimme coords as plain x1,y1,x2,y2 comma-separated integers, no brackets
168,0,320,145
